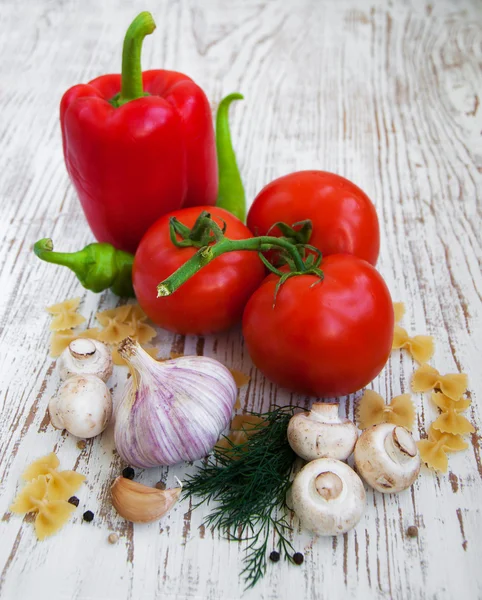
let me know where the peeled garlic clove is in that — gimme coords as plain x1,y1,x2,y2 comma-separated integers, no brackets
57,338,113,382
111,477,181,523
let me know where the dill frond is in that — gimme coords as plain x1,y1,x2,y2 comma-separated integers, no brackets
182,405,298,589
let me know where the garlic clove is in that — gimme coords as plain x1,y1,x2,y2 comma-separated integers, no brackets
57,338,113,382
111,476,181,523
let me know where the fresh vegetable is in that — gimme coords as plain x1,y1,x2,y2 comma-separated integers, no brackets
34,238,135,297
242,255,394,397
215,93,246,221
290,458,366,535
247,170,380,265
114,338,237,468
60,12,219,253
287,404,358,462
134,207,266,334
183,406,298,589
354,424,421,493
57,338,113,382
49,374,112,438
110,476,181,523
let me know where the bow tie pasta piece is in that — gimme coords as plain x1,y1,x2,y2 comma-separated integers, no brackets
96,305,132,325
229,369,251,388
46,297,86,331
356,390,415,430
50,327,101,357
10,475,49,513
417,426,468,472
35,500,76,541
46,469,86,501
96,317,135,344
22,453,60,481
126,304,148,323
431,393,474,435
393,302,406,324
412,364,468,400
392,326,434,364
130,319,157,345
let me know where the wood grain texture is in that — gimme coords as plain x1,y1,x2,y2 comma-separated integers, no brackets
0,0,481,598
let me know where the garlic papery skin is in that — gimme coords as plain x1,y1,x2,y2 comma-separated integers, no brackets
291,458,366,536
57,338,113,382
114,338,237,468
354,424,421,493
49,374,112,438
287,403,358,462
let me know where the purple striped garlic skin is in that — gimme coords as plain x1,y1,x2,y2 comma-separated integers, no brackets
114,340,237,468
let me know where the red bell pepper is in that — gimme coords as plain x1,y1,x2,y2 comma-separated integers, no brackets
60,12,218,254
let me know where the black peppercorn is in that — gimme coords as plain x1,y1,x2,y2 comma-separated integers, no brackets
269,551,280,562
68,496,79,507
83,510,94,522
407,525,418,538
293,552,304,565
122,466,135,480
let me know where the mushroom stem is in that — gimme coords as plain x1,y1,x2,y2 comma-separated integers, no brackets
315,472,343,501
69,338,97,361
310,403,340,423
384,426,418,465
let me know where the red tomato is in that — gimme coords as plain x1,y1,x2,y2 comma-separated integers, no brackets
242,254,393,397
247,171,380,265
133,206,266,335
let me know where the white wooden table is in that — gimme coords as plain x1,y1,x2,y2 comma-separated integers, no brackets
1,1,481,598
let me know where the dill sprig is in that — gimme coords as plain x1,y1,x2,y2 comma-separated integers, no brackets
182,405,298,589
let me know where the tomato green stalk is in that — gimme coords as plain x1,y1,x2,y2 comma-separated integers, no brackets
156,214,322,299
215,93,246,222
33,238,135,297
110,12,156,108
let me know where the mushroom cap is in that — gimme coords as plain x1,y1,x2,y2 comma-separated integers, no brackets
49,374,112,438
291,458,366,536
57,338,113,382
354,423,421,493
287,404,358,462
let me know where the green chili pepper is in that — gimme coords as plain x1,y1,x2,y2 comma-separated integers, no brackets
215,93,246,222
33,238,135,297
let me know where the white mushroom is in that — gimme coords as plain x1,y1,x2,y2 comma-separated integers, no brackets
354,424,421,493
57,338,113,382
287,403,358,462
290,458,366,536
49,374,112,438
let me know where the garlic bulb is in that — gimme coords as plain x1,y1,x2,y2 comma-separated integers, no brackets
114,338,237,467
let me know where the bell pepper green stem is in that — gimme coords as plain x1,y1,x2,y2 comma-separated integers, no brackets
33,238,135,297
215,93,246,222
115,12,156,107
157,234,305,297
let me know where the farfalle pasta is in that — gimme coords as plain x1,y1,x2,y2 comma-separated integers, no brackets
417,425,468,472
393,302,405,324
229,369,251,388
46,297,86,331
10,452,85,540
431,392,474,435
356,390,415,430
96,307,135,344
392,326,434,364
50,328,101,357
412,364,468,401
